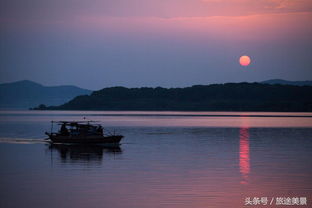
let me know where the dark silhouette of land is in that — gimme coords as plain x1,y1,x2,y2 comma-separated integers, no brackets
261,79,312,86
33,82,312,112
0,80,91,109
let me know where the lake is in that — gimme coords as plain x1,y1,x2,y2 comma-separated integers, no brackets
0,111,311,208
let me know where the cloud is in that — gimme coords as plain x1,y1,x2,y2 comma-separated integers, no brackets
0,0,311,41
200,0,312,15
1,0,312,23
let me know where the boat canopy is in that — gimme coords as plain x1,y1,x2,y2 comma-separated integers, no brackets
51,121,101,126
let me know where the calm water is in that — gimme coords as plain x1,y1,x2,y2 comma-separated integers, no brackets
0,111,312,208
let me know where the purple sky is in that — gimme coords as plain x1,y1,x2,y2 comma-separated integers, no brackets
1,0,312,89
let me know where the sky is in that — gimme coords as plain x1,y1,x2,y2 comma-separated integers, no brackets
0,0,312,90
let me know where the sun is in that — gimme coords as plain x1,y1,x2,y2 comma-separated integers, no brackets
239,55,251,66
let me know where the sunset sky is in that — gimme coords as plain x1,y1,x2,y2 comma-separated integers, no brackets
1,0,312,89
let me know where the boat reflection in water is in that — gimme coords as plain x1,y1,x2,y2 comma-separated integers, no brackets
47,143,122,164
239,125,250,185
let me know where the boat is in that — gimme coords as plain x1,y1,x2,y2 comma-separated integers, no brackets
45,121,123,145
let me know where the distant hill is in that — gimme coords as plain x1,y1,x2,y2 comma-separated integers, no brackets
0,80,91,109
34,83,312,112
261,79,312,86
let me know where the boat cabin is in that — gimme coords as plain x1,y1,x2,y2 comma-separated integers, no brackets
54,121,104,136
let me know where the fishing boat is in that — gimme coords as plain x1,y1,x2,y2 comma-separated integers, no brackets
45,121,123,145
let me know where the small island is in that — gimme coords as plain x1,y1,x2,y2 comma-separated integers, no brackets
33,82,312,112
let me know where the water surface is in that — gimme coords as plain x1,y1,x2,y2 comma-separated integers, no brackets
0,111,311,208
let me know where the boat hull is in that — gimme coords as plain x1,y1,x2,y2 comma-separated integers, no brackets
47,134,123,144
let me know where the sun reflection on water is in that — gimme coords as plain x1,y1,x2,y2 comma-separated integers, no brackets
239,119,250,185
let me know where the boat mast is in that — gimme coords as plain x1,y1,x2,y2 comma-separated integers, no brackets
51,121,54,134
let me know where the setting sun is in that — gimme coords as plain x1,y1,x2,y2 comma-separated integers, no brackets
239,55,251,66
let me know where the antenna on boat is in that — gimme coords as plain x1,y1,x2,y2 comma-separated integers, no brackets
50,121,54,133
